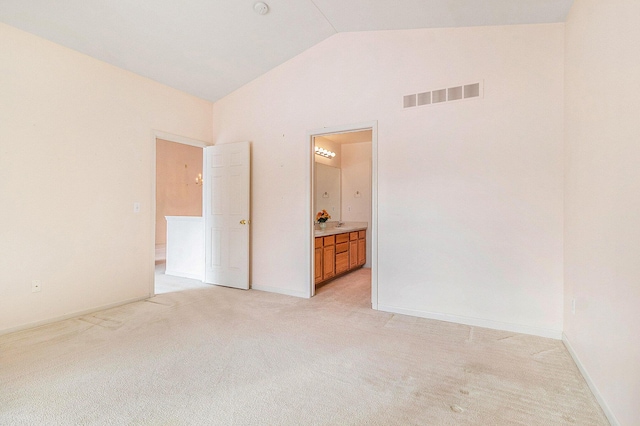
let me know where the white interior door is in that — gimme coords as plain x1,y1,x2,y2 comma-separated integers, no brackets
204,141,250,289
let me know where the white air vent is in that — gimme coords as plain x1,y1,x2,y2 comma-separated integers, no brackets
403,81,482,110
464,83,480,98
432,89,446,104
403,94,417,108
448,86,462,101
417,92,431,106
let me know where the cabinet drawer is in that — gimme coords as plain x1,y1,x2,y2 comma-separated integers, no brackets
350,232,358,241
336,252,349,274
336,233,349,244
315,237,323,249
336,242,349,254
323,235,335,246
358,230,366,239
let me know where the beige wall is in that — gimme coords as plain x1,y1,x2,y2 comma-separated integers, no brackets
341,142,372,267
564,1,640,424
213,24,565,336
0,23,212,332
155,139,203,246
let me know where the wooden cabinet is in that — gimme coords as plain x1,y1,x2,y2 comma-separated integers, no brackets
357,230,366,266
315,228,367,285
323,244,335,279
335,239,349,274
314,237,323,284
357,238,366,266
349,240,358,268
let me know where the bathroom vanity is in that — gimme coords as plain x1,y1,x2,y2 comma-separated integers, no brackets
314,223,367,285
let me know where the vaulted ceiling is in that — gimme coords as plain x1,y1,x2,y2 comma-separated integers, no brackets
0,0,574,102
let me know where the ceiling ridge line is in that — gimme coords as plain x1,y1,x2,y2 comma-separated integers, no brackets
308,0,338,34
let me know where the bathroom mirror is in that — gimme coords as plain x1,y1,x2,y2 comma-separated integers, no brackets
315,163,340,222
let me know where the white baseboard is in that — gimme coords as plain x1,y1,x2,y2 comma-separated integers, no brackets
377,304,562,340
251,284,309,299
0,296,149,336
562,333,619,426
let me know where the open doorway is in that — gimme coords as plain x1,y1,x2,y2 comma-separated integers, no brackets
309,122,378,309
152,134,209,295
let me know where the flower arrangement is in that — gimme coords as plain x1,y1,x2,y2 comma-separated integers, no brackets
315,209,331,223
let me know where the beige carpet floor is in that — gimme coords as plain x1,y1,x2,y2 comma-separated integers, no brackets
154,263,210,295
0,269,608,425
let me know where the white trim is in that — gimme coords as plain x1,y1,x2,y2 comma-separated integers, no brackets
308,133,315,298
307,121,379,306
150,130,210,298
562,333,620,426
251,285,309,299
378,304,562,340
370,123,378,309
0,296,148,336
153,130,209,148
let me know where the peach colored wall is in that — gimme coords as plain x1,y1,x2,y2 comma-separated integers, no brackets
213,24,565,336
155,139,203,246
564,1,640,424
0,23,212,333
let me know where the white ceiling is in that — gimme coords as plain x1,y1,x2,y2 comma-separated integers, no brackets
0,0,574,102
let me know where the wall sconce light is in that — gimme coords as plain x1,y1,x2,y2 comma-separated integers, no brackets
315,146,336,158
195,173,203,186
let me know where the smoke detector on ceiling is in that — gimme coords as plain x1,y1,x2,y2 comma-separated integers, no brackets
253,2,269,15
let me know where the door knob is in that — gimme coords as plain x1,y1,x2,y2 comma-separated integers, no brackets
240,220,247,225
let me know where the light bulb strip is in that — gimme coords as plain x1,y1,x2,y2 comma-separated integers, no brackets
314,146,336,158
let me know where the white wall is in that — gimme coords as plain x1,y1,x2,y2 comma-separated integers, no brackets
0,23,213,333
563,1,640,424
213,24,565,336
341,142,372,267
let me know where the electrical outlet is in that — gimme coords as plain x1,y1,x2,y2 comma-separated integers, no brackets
571,298,576,314
32,280,41,293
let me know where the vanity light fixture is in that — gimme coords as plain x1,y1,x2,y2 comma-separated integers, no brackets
314,146,336,158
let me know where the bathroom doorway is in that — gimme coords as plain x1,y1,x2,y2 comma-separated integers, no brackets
309,122,378,309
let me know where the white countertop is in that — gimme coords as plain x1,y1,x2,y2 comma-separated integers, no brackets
314,222,368,237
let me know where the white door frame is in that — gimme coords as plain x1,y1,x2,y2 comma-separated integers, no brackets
308,121,379,309
149,130,209,297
